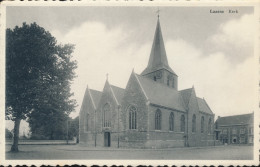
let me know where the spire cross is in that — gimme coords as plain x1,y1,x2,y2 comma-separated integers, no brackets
156,8,160,18
106,73,109,80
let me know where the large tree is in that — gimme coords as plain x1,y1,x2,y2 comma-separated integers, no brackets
6,22,77,152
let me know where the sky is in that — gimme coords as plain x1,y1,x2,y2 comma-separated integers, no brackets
5,6,258,134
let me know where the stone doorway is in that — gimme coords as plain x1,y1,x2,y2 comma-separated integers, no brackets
104,132,111,147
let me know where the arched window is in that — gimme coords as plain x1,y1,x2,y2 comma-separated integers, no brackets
154,76,157,81
85,113,89,131
172,78,175,88
208,118,212,134
167,75,170,86
169,112,174,131
192,114,196,132
180,115,185,132
201,116,204,133
103,103,111,127
129,106,137,129
155,109,162,130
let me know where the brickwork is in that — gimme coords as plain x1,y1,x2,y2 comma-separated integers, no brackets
79,88,96,145
187,89,200,147
120,73,149,146
95,81,121,147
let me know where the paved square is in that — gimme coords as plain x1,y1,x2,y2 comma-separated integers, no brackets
5,145,253,160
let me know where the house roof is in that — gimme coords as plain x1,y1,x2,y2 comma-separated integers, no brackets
110,85,125,104
197,97,213,115
135,73,186,112
89,89,102,108
216,113,253,126
141,18,176,76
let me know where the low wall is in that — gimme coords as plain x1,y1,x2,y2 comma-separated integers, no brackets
6,139,76,145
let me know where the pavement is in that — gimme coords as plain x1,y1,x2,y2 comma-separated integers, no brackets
5,144,254,160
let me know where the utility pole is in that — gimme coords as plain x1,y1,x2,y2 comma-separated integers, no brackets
66,119,69,145
117,105,120,148
94,110,97,147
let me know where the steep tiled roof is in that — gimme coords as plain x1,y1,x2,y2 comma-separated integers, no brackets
135,73,186,112
110,85,125,104
216,113,253,126
179,88,192,108
197,97,213,115
141,19,176,76
89,89,102,108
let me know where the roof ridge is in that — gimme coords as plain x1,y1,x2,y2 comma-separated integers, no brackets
134,73,149,100
89,88,102,93
219,113,253,118
88,88,97,110
179,88,193,92
110,84,125,91
202,98,213,114
197,97,204,100
108,82,119,105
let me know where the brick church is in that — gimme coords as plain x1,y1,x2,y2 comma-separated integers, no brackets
79,17,216,148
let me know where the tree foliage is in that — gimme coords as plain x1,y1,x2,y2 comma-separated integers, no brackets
5,128,13,139
6,22,77,151
68,116,79,141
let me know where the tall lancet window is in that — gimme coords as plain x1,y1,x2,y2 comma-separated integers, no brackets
85,113,89,132
129,106,137,129
172,78,175,88
103,103,111,127
155,109,162,130
192,114,196,132
180,115,185,132
169,112,174,131
201,116,204,133
167,75,170,86
208,118,212,134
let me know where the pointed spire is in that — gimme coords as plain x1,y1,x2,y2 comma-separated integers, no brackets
141,16,175,75
106,73,109,81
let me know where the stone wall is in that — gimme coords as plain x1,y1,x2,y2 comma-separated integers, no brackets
120,73,149,143
79,89,96,145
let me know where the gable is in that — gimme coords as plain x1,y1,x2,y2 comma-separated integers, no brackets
179,88,192,109
110,85,125,104
197,97,213,115
89,89,102,109
122,72,148,102
80,88,94,113
97,80,125,107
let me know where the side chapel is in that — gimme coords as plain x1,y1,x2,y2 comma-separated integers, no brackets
79,16,215,148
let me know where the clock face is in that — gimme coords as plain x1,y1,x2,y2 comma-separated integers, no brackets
155,71,162,79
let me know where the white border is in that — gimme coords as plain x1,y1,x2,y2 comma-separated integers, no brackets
0,1,259,166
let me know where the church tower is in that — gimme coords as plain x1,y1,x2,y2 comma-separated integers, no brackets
141,16,178,90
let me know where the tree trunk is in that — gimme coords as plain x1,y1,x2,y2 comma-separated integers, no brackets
11,118,21,152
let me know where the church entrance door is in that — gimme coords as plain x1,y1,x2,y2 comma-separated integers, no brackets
104,132,111,147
